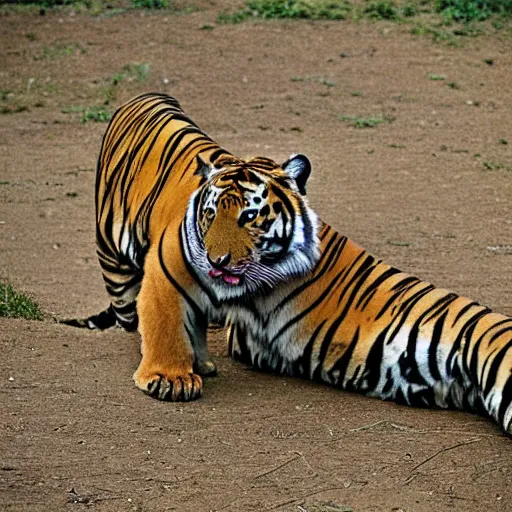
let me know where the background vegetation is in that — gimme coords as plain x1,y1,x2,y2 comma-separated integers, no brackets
0,282,43,320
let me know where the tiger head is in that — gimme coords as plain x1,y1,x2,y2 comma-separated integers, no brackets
183,153,320,299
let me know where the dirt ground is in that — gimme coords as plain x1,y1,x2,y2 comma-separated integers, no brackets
1,2,512,511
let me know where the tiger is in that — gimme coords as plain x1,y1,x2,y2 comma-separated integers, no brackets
63,92,512,435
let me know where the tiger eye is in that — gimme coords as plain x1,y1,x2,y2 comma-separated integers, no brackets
238,209,258,226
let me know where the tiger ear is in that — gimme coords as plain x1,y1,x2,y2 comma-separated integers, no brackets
194,154,212,179
281,154,311,195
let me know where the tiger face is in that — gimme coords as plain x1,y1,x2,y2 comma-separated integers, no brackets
183,154,319,299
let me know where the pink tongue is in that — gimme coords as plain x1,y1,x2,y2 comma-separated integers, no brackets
209,269,224,278
222,274,240,285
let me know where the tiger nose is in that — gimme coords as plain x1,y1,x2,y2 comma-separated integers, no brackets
207,252,232,269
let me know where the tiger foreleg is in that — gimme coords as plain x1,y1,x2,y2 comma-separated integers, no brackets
133,245,205,401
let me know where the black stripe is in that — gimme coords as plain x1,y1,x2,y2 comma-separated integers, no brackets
362,329,389,392
179,219,222,309
270,184,296,253
487,321,512,345
445,308,489,378
328,327,360,387
158,228,204,319
326,236,349,273
461,319,484,385
300,320,327,379
498,376,512,431
336,254,376,306
112,301,137,316
274,232,345,312
423,293,458,324
389,284,436,319
468,320,512,385
270,268,346,344
429,310,448,382
401,293,461,387
356,267,402,310
209,148,229,164
483,339,512,396
312,255,378,381
452,300,481,327
391,276,419,292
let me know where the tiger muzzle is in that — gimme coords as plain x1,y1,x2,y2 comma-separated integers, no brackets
207,252,247,286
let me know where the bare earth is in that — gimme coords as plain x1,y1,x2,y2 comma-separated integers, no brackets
1,2,512,511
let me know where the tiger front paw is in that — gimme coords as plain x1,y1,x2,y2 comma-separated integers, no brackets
133,367,203,401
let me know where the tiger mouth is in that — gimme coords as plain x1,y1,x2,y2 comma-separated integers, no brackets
208,267,246,286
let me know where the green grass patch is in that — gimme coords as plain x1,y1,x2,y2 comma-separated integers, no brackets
106,62,151,90
218,0,512,24
99,62,151,106
428,73,446,80
3,0,83,5
1,1,185,15
435,0,512,23
81,106,111,123
339,114,391,128
363,1,400,20
483,160,512,172
217,0,353,23
62,105,112,123
33,42,87,60
131,0,169,8
409,23,460,45
215,1,511,47
0,282,43,321
120,62,151,81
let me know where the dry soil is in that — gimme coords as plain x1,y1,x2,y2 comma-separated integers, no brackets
1,2,512,511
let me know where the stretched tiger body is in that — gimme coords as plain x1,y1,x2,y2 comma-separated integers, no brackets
63,93,512,434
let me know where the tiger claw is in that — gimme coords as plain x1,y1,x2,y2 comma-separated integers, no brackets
134,370,203,401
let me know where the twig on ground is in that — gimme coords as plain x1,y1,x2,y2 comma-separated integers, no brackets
411,437,481,472
349,420,388,432
253,453,301,479
295,451,317,477
349,420,409,432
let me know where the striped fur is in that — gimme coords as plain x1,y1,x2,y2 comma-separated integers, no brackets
229,224,512,433
63,93,512,433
